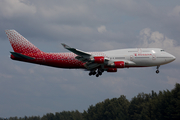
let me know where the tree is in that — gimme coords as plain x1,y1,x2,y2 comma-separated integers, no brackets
7,83,180,120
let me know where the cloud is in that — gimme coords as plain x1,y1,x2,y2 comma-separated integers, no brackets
96,0,155,17
168,5,180,17
1,0,180,118
139,28,175,48
0,73,12,79
138,28,180,64
37,2,89,19
0,0,36,18
167,76,180,86
97,25,107,33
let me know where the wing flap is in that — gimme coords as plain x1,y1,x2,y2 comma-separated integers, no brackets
84,62,101,70
75,56,89,63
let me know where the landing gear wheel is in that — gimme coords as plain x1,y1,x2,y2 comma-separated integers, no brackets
156,66,160,74
89,69,97,76
93,71,96,75
89,72,92,76
96,74,99,77
97,68,104,76
98,72,102,75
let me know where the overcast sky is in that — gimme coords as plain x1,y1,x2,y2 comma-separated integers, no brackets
0,0,180,118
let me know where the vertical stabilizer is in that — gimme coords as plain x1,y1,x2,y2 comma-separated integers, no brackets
5,30,41,53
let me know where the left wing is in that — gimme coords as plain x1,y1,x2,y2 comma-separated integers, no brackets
61,43,136,74
61,43,106,69
61,43,91,58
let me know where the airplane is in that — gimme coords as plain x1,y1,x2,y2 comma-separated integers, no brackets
5,30,176,77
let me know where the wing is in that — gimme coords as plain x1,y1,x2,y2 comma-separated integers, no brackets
61,43,136,71
61,43,91,58
61,43,105,69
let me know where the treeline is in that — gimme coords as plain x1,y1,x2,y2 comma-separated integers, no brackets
8,83,180,120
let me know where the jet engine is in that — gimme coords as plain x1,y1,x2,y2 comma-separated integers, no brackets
109,61,125,68
107,68,117,72
91,56,105,64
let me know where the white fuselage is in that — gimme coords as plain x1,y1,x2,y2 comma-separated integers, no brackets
102,48,175,67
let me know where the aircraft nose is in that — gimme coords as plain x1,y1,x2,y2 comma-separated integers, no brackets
172,55,176,61
169,54,176,62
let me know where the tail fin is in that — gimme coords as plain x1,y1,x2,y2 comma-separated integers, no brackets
5,30,41,53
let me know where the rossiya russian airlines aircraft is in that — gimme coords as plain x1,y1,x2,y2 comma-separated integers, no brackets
5,30,176,77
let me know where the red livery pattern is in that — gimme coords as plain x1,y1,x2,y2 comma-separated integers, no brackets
137,54,152,56
5,30,41,53
134,53,152,56
5,30,107,70
6,30,85,68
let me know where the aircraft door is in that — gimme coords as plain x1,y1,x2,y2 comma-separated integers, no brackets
138,48,142,54
152,54,156,60
130,55,134,61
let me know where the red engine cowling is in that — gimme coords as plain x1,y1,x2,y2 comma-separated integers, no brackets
107,68,117,72
109,61,125,68
93,56,104,64
114,61,125,68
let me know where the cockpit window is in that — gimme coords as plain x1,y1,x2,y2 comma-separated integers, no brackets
161,50,165,52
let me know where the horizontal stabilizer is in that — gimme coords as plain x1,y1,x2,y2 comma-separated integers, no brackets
10,52,35,60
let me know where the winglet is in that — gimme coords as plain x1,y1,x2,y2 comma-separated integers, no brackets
61,43,71,49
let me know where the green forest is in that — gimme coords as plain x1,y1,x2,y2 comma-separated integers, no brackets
4,83,180,120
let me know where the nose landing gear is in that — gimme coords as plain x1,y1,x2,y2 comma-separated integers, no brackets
156,66,160,74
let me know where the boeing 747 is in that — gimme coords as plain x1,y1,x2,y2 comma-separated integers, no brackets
5,30,176,77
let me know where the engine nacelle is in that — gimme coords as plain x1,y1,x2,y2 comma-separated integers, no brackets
92,56,105,64
109,61,125,68
114,61,125,68
107,68,117,72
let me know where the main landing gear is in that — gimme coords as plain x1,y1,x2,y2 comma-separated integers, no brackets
89,70,96,76
156,66,160,74
89,68,104,77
